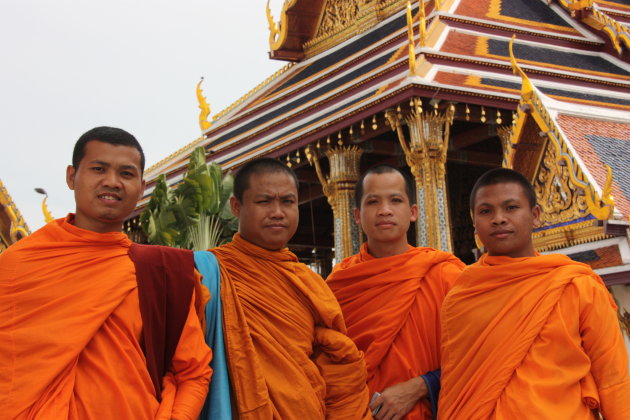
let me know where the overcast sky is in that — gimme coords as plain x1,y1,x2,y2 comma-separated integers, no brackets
1,0,285,231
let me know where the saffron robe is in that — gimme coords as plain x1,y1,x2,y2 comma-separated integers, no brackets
327,244,465,420
209,233,372,419
439,253,630,420
0,216,212,420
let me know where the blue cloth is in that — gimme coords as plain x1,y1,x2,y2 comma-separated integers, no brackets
194,251,232,420
420,368,441,420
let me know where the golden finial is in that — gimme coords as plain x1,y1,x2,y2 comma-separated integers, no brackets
295,149,301,164
326,135,331,145
419,0,427,48
286,154,292,168
372,115,378,130
316,139,321,149
397,104,402,119
496,109,502,124
512,111,517,125
509,35,534,102
433,101,439,115
465,104,470,121
196,78,212,132
35,188,54,223
417,97,423,113
337,131,343,146
360,120,365,131
349,125,354,136
406,1,417,75
480,106,487,123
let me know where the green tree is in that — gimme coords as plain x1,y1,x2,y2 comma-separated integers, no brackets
140,146,238,250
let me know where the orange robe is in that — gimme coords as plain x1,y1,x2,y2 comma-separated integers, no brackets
439,253,630,420
327,244,465,420
210,233,372,419
0,216,212,420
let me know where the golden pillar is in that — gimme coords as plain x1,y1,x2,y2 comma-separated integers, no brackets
306,144,364,261
385,100,454,251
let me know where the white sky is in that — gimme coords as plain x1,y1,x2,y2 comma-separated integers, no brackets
1,0,285,231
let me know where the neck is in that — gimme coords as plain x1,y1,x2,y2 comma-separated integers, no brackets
71,213,123,234
366,239,409,258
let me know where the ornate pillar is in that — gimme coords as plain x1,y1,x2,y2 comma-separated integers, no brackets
306,145,363,261
385,99,454,251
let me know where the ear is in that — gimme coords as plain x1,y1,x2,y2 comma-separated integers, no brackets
410,203,418,223
230,195,241,218
66,165,76,190
138,179,146,201
353,206,361,226
532,204,542,228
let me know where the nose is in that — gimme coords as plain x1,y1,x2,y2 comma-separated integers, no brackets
102,170,122,190
491,210,507,225
269,200,284,219
377,203,393,216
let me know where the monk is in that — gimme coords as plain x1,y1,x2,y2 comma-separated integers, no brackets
0,126,212,419
327,165,465,420
194,157,372,419
439,167,630,419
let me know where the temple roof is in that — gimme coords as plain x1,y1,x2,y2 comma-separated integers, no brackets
140,0,629,211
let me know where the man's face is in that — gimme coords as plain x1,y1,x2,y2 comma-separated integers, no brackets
354,172,418,249
230,171,298,251
66,140,145,233
472,182,540,258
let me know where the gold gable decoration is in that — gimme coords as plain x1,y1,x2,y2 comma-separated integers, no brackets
505,36,616,251
304,0,406,58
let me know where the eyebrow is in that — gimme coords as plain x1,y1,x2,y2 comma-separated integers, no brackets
477,198,520,207
89,160,139,172
253,193,297,199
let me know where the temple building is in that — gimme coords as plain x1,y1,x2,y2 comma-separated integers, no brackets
129,0,630,355
0,179,30,254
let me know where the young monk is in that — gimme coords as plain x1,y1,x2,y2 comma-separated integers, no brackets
194,157,372,419
0,127,212,419
439,167,630,419
327,165,465,420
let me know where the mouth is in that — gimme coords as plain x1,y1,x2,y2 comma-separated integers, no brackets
491,230,512,238
97,193,122,202
376,221,396,228
265,224,288,230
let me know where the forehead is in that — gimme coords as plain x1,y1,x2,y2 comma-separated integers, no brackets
81,140,142,167
362,171,406,195
474,182,528,205
245,170,297,194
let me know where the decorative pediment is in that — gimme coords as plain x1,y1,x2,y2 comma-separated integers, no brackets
503,36,618,251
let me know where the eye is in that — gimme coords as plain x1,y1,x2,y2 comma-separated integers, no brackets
507,205,519,211
121,171,134,177
256,200,269,204
366,199,377,205
283,198,295,204
91,166,104,173
478,208,490,215
392,197,403,203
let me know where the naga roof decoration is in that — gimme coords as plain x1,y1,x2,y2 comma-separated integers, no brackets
0,179,30,251
138,0,629,221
